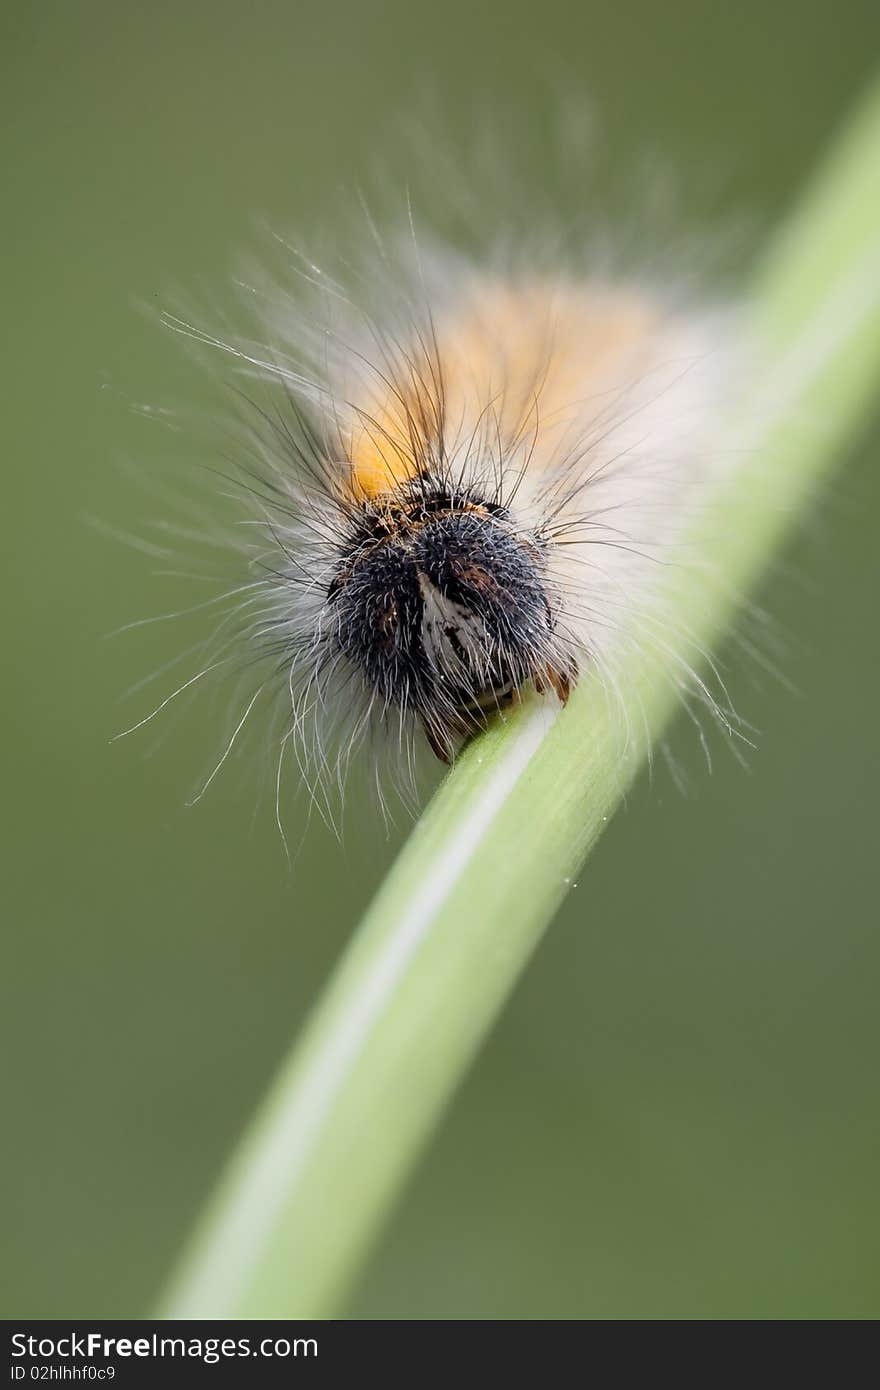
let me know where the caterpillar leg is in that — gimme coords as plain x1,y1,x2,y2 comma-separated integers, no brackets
533,661,579,706
421,719,454,764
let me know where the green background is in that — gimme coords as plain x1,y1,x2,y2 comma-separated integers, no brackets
3,0,879,1318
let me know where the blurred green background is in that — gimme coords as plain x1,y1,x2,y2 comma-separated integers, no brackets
3,0,879,1319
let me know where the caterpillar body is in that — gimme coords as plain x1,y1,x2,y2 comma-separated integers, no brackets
146,235,740,817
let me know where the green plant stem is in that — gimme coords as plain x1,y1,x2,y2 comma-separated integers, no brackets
160,82,880,1319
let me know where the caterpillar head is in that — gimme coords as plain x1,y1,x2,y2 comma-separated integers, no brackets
326,484,576,761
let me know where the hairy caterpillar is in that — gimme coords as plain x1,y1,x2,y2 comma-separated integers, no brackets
122,210,742,825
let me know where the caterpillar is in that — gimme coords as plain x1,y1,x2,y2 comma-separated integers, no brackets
125,211,742,824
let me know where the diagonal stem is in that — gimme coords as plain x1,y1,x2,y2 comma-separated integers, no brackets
159,79,880,1320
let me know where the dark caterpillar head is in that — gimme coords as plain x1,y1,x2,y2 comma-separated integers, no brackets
326,492,561,759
